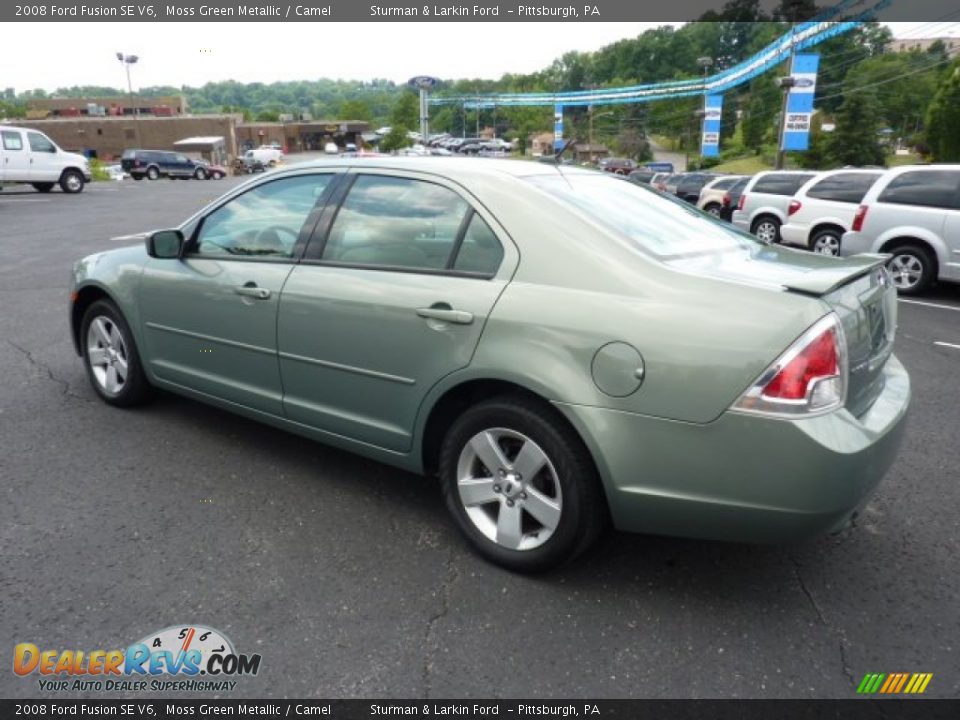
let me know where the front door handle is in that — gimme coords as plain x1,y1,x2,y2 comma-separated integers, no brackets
416,306,474,325
234,284,271,300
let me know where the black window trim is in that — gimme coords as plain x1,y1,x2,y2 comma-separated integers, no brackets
183,171,343,263
300,172,503,279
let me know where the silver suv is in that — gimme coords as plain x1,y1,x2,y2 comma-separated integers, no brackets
841,165,960,295
733,171,816,243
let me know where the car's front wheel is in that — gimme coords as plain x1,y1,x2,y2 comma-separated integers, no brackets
81,300,153,407
60,170,85,194
439,396,605,572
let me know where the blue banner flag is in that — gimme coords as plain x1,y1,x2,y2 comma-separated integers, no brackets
782,54,820,151
701,95,723,157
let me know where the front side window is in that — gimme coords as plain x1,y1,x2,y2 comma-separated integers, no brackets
192,175,332,259
27,132,56,153
2,131,23,151
322,176,470,271
806,173,881,204
877,171,960,209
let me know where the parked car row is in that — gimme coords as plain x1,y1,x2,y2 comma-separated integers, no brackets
631,164,959,295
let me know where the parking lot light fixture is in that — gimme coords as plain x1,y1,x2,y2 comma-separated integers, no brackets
116,52,142,146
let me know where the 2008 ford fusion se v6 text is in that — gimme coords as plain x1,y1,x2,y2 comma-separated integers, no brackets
68,158,909,572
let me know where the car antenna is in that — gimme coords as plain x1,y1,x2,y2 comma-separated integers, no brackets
539,139,576,165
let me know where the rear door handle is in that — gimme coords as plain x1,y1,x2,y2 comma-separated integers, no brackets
416,307,474,325
234,284,271,300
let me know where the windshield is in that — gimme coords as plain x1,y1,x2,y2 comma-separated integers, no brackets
526,173,760,258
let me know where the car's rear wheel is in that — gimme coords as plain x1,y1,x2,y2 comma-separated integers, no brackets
59,170,85,194
439,396,605,572
887,244,935,295
32,183,54,193
146,166,160,180
752,216,780,244
811,228,842,256
81,300,153,407
703,202,721,217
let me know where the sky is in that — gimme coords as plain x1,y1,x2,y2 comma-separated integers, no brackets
1,21,954,93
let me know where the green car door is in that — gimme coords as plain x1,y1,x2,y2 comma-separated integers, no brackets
277,171,518,452
138,173,337,415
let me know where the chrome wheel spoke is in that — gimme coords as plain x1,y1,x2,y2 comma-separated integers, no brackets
523,487,561,531
459,477,499,507
88,347,108,366
92,317,111,346
105,365,120,393
114,354,129,378
495,502,524,550
469,431,510,474
512,440,547,481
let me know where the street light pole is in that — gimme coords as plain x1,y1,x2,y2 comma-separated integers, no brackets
775,24,797,170
695,56,713,170
116,52,141,147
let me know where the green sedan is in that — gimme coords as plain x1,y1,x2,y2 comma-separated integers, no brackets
69,158,909,572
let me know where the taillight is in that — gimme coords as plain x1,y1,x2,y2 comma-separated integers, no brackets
788,200,801,216
732,315,847,417
737,194,746,211
852,205,868,232
722,193,731,207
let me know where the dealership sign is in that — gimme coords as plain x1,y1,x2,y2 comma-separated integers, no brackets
701,95,723,157
408,75,440,90
782,54,819,151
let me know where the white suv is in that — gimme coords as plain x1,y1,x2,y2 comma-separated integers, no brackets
0,124,91,193
732,171,816,243
841,165,960,295
780,169,884,255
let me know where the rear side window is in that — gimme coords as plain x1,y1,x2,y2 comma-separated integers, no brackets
710,177,739,191
322,176,470,272
752,173,815,196
806,173,882,204
2,130,23,151
877,171,960,210
452,214,503,275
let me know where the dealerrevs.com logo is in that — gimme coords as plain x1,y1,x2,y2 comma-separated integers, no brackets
14,625,261,693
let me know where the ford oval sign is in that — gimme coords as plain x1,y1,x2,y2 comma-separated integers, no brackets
408,76,440,90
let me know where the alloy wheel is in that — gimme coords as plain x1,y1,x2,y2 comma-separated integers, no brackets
813,234,841,256
755,221,778,243
86,316,129,395
64,173,82,192
889,253,924,290
456,428,562,551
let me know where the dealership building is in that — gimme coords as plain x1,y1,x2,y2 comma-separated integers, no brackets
12,95,370,161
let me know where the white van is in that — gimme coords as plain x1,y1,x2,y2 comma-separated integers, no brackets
244,146,283,166
0,125,91,193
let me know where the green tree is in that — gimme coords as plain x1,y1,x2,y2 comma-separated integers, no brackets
380,125,410,153
338,99,373,122
827,93,885,167
255,109,280,122
741,74,779,151
389,90,419,132
925,60,960,161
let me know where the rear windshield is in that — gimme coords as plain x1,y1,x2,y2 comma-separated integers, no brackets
526,174,759,258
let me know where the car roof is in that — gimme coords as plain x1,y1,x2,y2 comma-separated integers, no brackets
270,156,603,182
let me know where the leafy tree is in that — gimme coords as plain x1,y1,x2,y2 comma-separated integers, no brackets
255,110,280,122
925,60,960,161
389,90,419,132
380,126,410,153
338,99,373,123
827,93,885,167
741,73,779,151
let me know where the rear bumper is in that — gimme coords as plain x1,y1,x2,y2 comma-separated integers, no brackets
555,355,910,543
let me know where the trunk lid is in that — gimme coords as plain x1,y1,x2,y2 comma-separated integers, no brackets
666,246,897,417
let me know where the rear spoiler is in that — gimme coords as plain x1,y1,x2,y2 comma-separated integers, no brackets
780,254,889,296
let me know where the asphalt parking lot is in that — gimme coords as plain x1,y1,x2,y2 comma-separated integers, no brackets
1,173,958,700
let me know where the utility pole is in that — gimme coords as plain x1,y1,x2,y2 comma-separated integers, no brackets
696,56,714,170
116,53,141,147
775,23,797,170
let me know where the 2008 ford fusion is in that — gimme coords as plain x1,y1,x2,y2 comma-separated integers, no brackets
69,159,909,572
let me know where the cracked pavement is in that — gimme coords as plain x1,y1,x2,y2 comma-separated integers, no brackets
1,177,958,699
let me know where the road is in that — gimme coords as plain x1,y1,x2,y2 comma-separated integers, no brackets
1,174,958,700
648,136,688,172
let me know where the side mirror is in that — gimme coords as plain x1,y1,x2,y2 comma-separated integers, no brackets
146,229,184,259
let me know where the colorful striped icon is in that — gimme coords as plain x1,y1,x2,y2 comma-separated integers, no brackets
857,672,933,694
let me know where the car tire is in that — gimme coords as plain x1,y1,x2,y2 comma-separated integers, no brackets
146,167,160,180
439,395,605,573
80,299,153,407
887,244,935,296
132,174,143,181
59,170,85,194
32,183,54,193
752,216,781,244
810,228,842,256
194,168,207,180
703,202,721,217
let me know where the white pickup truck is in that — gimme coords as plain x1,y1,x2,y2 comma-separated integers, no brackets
0,124,91,193
243,146,283,166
